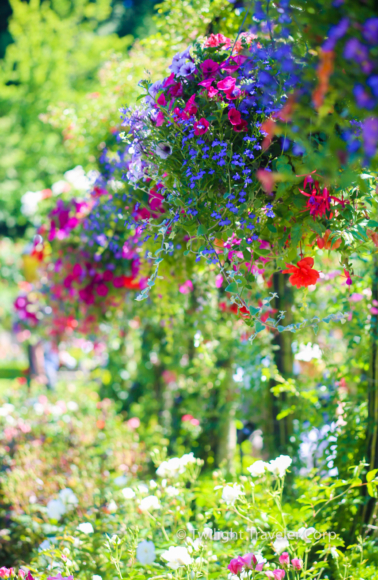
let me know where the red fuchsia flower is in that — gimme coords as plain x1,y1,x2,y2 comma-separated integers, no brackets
201,59,220,76
282,257,320,288
278,553,290,566
157,93,167,106
228,108,242,126
194,118,210,135
291,558,303,570
217,76,236,92
265,570,285,580
257,169,275,193
228,557,245,575
343,269,353,286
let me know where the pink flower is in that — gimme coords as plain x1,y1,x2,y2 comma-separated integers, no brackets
279,553,290,566
215,274,223,288
291,559,303,570
0,569,10,578
257,169,275,194
169,82,183,98
217,76,236,92
228,108,242,126
156,111,165,126
96,283,109,297
265,571,285,580
182,414,194,421
18,572,26,579
194,118,209,135
241,554,257,569
201,59,219,76
207,86,219,98
179,280,194,294
204,33,232,48
163,72,175,87
232,118,248,132
157,93,167,106
128,417,140,429
183,94,197,118
198,78,215,88
191,418,200,426
228,557,245,575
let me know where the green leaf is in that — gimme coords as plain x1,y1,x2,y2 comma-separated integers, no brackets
267,223,277,233
197,224,207,236
367,469,378,483
225,283,239,293
368,220,378,228
255,320,265,333
249,306,260,316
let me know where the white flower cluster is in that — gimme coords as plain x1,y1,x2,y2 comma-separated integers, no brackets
161,546,192,569
221,484,244,505
247,455,292,478
46,488,78,521
156,452,197,478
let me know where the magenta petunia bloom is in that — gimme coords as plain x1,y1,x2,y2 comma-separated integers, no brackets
201,59,219,76
228,108,242,126
217,76,236,91
157,93,167,106
194,118,210,135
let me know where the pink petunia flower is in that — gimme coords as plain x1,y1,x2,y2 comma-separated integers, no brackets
278,553,290,566
217,76,236,92
194,118,210,135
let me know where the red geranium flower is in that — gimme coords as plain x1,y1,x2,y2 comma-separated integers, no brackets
282,257,320,288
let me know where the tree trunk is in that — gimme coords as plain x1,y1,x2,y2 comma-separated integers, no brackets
362,257,378,528
267,272,294,456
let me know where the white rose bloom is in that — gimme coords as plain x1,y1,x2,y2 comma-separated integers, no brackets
273,536,289,554
166,486,180,497
161,546,193,569
247,460,268,477
267,455,292,478
180,452,196,468
121,487,136,499
138,483,149,494
21,191,43,216
136,540,156,565
139,495,161,512
46,498,66,521
156,457,182,478
59,488,78,508
77,522,94,534
149,479,158,489
222,484,243,505
64,166,89,191
113,475,128,486
108,500,118,513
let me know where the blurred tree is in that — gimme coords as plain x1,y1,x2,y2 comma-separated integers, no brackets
0,0,130,237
